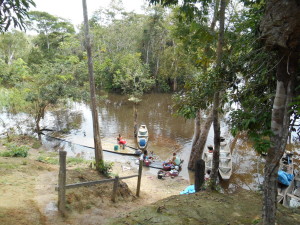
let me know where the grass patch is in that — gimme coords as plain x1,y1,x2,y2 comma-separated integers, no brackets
0,143,29,157
37,155,59,164
67,157,86,165
31,141,42,149
37,153,89,166
0,162,19,169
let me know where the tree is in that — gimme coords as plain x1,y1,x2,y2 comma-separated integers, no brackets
149,0,224,173
28,11,75,52
210,0,227,190
112,53,155,136
259,1,300,224
0,30,30,65
23,62,74,139
0,0,35,32
142,6,168,90
82,0,104,168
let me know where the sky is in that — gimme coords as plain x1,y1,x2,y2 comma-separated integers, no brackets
32,0,148,26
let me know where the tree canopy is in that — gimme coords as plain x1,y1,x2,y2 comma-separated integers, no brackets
0,0,36,32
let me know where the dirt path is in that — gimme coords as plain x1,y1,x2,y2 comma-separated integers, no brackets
0,146,190,225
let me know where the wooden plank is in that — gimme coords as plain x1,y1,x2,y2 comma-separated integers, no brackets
119,175,138,180
65,178,115,189
55,175,139,191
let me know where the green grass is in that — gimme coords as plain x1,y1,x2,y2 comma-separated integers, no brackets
37,153,89,165
0,162,19,169
0,143,29,157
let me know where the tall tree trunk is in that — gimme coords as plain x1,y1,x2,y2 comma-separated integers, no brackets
188,0,220,170
134,103,138,138
36,115,41,140
210,0,226,190
211,92,221,189
192,110,201,147
35,105,46,141
188,110,213,170
82,0,103,167
263,51,297,225
173,77,177,92
260,1,300,223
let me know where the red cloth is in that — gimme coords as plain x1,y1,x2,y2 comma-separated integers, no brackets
118,139,126,145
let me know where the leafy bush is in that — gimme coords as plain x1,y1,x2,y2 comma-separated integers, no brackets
97,160,114,177
0,143,29,157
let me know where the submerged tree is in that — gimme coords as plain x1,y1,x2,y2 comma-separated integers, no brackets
112,53,154,137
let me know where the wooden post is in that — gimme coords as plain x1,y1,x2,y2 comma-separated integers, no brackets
195,159,205,192
58,151,67,215
111,176,119,202
136,159,143,197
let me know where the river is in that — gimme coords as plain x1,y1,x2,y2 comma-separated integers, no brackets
1,93,299,193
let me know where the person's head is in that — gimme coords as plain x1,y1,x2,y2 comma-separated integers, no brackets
119,134,121,138
144,150,148,155
173,152,176,156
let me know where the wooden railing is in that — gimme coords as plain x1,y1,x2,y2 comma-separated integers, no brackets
56,151,143,214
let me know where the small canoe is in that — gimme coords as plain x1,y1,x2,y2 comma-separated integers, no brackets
137,125,148,150
219,140,233,180
42,133,142,156
202,139,233,180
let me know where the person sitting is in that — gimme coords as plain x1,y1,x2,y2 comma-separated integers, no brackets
140,150,153,166
208,145,214,153
170,152,181,166
205,169,211,181
117,134,126,149
140,150,148,160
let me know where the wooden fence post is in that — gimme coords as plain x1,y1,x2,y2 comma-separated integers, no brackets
136,159,143,197
111,176,119,202
58,151,67,215
195,159,205,192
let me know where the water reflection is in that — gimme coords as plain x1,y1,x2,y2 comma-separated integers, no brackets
1,93,299,193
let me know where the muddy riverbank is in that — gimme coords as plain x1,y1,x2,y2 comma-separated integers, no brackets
1,136,300,225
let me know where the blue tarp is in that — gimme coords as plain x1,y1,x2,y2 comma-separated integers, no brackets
278,170,294,186
180,185,195,195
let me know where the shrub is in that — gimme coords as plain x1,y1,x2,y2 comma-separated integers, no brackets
0,143,29,157
97,160,114,177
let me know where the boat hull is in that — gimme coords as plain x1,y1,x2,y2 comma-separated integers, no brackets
202,140,233,180
137,125,149,150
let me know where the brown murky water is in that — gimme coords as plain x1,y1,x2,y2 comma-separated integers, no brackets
2,92,298,193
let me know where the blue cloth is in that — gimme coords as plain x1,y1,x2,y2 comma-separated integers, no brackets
278,170,294,186
180,185,195,195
